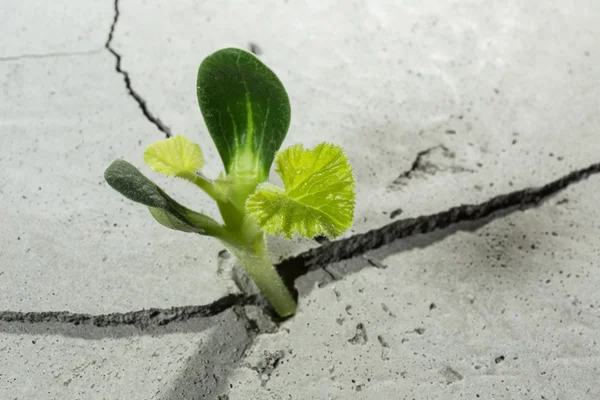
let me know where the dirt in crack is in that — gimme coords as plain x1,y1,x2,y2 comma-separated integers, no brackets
105,0,171,138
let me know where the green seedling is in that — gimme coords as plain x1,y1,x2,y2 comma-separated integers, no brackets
104,48,355,317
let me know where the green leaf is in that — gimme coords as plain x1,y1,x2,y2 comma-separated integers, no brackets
245,143,355,239
104,159,223,236
148,207,198,233
196,48,291,179
143,135,221,201
143,135,204,181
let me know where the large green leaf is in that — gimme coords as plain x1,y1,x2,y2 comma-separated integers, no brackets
104,160,223,236
196,48,291,179
246,143,356,239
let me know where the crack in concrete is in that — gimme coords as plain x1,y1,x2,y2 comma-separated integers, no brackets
0,50,102,62
0,161,599,329
0,294,261,329
395,145,443,182
390,145,474,187
276,161,600,289
105,0,171,138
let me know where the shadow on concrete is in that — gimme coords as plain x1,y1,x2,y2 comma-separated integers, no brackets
277,160,600,299
292,206,524,297
160,308,256,400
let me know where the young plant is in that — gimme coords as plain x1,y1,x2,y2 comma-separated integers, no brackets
104,48,355,317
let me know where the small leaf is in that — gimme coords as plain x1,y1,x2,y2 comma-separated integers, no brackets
144,135,204,181
104,160,222,236
246,143,355,239
197,48,291,179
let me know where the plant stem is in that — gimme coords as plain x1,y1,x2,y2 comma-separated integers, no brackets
191,174,221,201
221,233,296,317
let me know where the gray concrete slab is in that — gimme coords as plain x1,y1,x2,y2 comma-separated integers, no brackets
0,310,256,399
0,2,229,315
1,0,599,399
1,0,110,57
228,176,600,399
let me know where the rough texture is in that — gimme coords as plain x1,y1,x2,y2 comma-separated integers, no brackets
229,176,600,399
228,177,600,399
0,2,229,315
0,309,256,399
2,0,600,399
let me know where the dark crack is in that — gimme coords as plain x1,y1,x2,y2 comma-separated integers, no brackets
390,145,474,186
397,145,444,181
106,0,171,138
0,50,101,62
0,294,261,330
0,161,599,329
276,161,600,293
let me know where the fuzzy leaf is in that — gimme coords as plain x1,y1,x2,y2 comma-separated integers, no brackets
196,48,291,178
148,207,198,233
246,143,355,239
144,135,204,181
104,159,222,236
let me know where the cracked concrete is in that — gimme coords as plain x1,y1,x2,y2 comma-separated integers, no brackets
106,0,172,138
226,176,600,399
4,160,597,330
0,1,229,315
390,144,475,187
2,0,600,399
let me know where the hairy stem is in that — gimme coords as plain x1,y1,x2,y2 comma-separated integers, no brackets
222,234,296,317
191,173,221,201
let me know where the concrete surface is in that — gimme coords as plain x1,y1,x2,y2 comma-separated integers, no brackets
1,0,599,399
